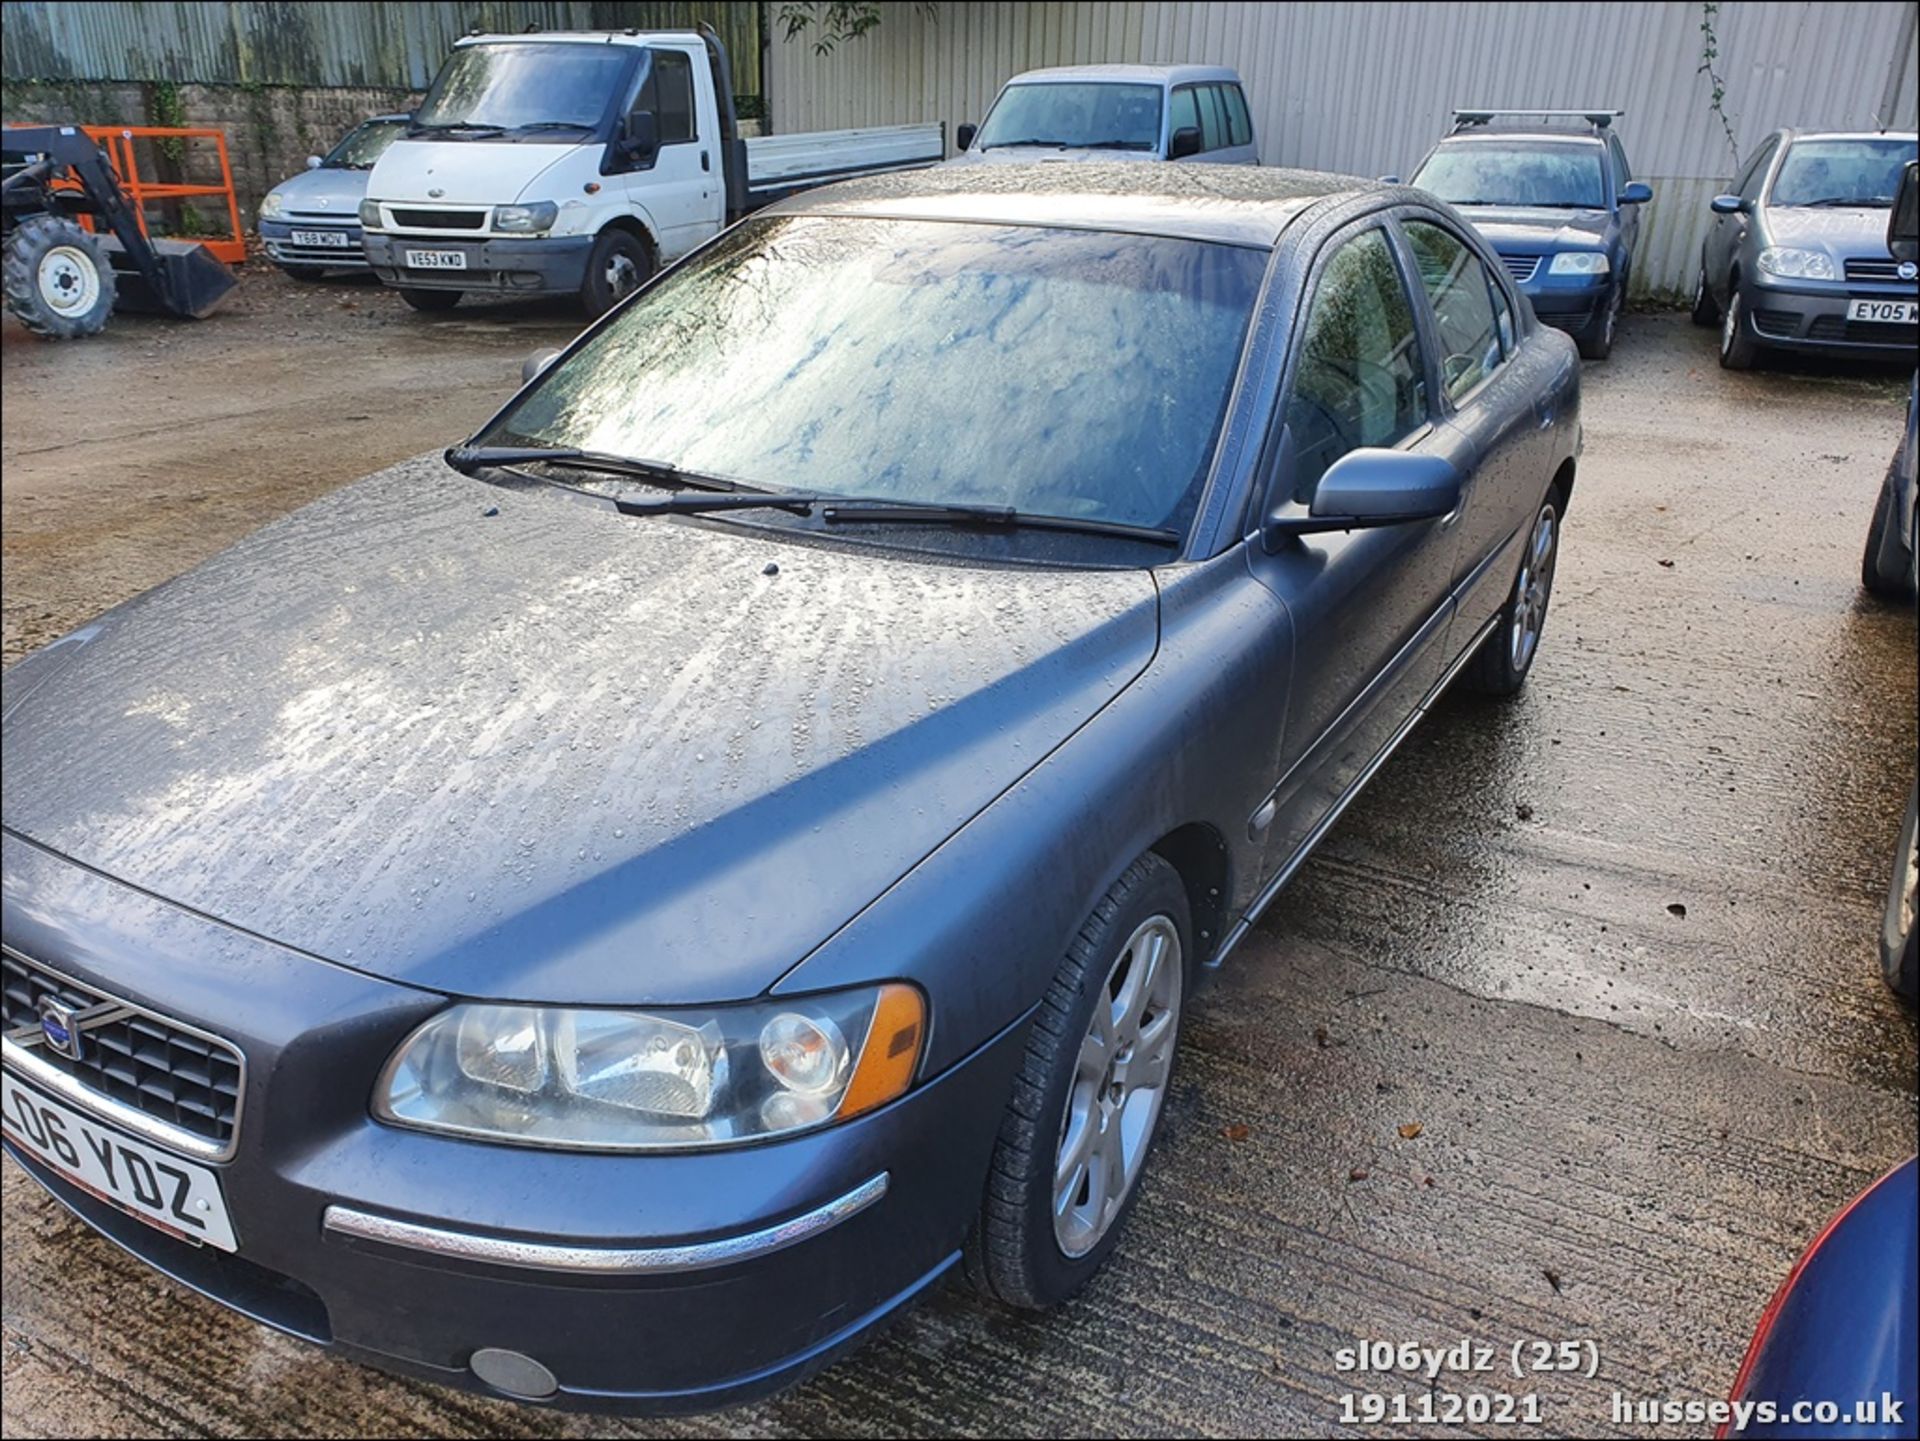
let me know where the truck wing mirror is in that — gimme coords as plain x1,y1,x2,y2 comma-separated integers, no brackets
1169,126,1202,161
620,110,659,165
955,122,976,152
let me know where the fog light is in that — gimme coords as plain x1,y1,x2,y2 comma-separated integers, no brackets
469,1346,557,1400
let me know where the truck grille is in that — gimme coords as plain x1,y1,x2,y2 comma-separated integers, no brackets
389,208,487,230
1,950,242,1157
1843,257,1906,282
1499,254,1541,284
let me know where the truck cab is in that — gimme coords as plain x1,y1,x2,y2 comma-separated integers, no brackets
361,28,942,315
950,64,1258,166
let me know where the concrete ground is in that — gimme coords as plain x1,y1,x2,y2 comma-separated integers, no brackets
2,270,1915,1439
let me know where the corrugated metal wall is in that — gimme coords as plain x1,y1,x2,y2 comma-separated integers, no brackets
768,0,1920,296
1,1,762,100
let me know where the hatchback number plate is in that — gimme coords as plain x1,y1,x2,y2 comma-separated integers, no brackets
289,229,353,248
2,1069,238,1250
1846,298,1917,324
405,249,468,270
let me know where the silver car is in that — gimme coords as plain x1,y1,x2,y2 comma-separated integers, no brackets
256,115,408,278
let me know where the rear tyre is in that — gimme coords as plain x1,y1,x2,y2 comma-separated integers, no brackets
965,854,1190,1310
1690,262,1719,326
1575,282,1620,359
1718,286,1761,370
277,265,329,283
1463,492,1560,698
1861,452,1915,601
580,228,653,318
1882,784,1919,1005
2,216,116,338
398,287,461,312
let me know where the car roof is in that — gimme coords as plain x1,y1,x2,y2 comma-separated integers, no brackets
1006,63,1241,87
1776,129,1920,143
1438,127,1608,146
768,162,1367,247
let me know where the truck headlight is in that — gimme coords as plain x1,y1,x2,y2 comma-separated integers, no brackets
1756,247,1835,280
258,191,287,220
1548,251,1610,275
494,201,559,235
358,199,383,229
374,984,925,1150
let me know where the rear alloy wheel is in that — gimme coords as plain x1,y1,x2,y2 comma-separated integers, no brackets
1465,494,1559,697
1882,784,1919,1004
2,215,116,338
966,854,1190,1309
1576,283,1620,360
399,287,461,312
1719,286,1761,369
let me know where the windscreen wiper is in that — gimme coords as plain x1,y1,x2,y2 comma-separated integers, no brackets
412,122,506,140
610,490,1182,544
982,138,1075,150
512,121,595,134
1799,196,1890,207
444,444,743,492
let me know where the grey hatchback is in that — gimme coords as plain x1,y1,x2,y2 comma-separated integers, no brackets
0,164,1579,1412
1693,129,1920,368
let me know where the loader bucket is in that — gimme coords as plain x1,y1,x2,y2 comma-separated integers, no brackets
103,236,236,318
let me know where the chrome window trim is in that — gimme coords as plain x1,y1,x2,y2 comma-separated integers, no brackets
0,945,244,1163
322,1171,889,1275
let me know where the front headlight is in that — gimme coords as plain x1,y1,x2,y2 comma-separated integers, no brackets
494,201,558,235
1548,251,1611,275
1756,247,1836,280
357,199,383,229
374,984,925,1150
258,191,286,220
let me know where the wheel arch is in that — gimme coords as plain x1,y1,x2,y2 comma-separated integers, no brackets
1149,822,1233,966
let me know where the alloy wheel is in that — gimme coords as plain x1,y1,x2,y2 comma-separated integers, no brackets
1052,914,1182,1258
1509,503,1557,673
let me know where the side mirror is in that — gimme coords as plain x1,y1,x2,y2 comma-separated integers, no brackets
521,348,561,386
1710,193,1746,216
955,122,977,152
1169,126,1202,161
1889,159,1919,263
620,110,659,165
1619,181,1653,205
1263,444,1462,545
305,155,323,170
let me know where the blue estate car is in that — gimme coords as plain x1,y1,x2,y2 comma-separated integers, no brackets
1409,109,1652,360
256,114,408,278
0,164,1579,1412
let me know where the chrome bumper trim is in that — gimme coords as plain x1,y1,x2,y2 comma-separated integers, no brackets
322,1171,889,1275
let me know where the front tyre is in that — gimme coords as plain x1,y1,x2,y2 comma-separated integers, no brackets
1861,447,1915,601
1718,287,1761,370
580,228,654,317
1464,494,1559,697
1882,784,1919,1004
1575,282,1620,360
398,287,461,312
1690,261,1719,326
966,854,1190,1309
2,216,116,338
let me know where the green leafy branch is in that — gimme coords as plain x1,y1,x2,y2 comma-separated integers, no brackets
1696,1,1740,167
776,2,936,56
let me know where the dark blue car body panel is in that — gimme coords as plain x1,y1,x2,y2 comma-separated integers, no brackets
0,164,1581,1410
1727,1158,1919,1439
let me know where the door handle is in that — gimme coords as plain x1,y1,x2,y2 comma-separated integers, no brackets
700,150,710,172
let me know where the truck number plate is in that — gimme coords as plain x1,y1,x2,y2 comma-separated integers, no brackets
405,250,468,270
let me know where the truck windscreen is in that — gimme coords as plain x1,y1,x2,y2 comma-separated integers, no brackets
414,43,632,136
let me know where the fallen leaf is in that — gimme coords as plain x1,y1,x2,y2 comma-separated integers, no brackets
1398,1122,1423,1140
1667,903,1687,918
1313,1024,1330,1048
1348,1167,1369,1182
1222,1123,1251,1143
1657,558,1676,568
1515,803,1534,821
1544,1268,1563,1294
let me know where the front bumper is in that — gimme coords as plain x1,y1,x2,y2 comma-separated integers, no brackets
258,219,369,270
363,232,593,295
1517,269,1612,333
0,832,1028,1412
1739,276,1919,357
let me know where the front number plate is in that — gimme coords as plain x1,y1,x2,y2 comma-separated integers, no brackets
289,229,353,248
405,249,468,270
1,1070,238,1251
1846,298,1917,324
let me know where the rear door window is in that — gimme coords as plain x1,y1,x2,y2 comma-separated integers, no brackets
1403,219,1504,402
1197,86,1228,152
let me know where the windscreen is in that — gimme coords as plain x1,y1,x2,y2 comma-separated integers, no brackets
1413,143,1608,209
1770,138,1918,208
974,83,1164,152
414,42,631,133
323,119,406,169
481,215,1268,536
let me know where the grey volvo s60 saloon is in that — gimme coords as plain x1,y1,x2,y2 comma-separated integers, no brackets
0,163,1580,1412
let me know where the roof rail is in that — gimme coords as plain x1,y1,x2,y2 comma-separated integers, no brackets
1451,108,1624,132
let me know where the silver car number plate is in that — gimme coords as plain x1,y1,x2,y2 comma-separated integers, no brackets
1,1069,238,1250
1846,298,1917,324
406,249,468,270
